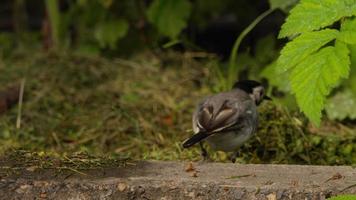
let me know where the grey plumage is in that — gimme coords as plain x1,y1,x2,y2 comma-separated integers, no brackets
182,80,270,162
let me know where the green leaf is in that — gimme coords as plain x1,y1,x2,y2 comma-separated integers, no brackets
337,31,356,44
326,90,356,120
327,195,356,200
290,43,350,125
341,17,356,32
147,0,191,39
279,0,356,38
337,18,356,44
277,29,338,73
339,18,356,92
94,19,129,49
268,0,298,12
351,44,356,67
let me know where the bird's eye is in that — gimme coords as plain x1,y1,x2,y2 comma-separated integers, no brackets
259,91,264,97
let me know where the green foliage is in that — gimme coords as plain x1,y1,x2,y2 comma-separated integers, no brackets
327,195,356,200
326,90,356,120
290,42,350,125
147,0,191,39
0,33,16,56
326,21,356,121
261,62,290,92
225,0,297,90
279,0,356,38
277,29,339,73
277,0,356,125
268,0,298,12
46,0,61,48
94,19,129,50
227,8,274,90
338,17,356,45
1,53,355,164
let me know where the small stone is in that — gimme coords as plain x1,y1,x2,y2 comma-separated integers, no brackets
191,172,198,178
324,172,343,183
290,180,298,187
185,162,195,172
15,184,32,193
40,193,47,198
267,193,277,200
33,181,49,187
264,180,274,185
117,183,127,192
25,166,38,172
20,184,31,189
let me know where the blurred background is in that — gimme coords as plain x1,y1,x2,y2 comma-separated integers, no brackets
0,0,355,165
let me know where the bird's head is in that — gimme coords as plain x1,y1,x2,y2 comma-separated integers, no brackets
232,80,271,105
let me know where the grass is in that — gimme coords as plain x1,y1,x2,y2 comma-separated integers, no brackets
0,50,355,165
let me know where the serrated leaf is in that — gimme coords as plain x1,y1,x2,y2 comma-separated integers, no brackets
279,0,356,38
338,18,356,44
341,18,356,31
349,45,356,87
326,90,356,120
269,0,298,12
339,19,356,92
290,43,350,125
337,31,356,44
277,29,338,73
147,0,191,39
94,19,129,49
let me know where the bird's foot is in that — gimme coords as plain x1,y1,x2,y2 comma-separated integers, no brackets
230,156,236,163
198,142,211,163
229,151,240,163
199,151,212,163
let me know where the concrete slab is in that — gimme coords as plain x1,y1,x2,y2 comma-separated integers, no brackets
0,161,355,199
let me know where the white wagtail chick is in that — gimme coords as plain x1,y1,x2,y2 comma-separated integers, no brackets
182,80,271,163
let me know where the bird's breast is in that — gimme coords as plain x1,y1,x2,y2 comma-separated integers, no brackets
206,129,253,152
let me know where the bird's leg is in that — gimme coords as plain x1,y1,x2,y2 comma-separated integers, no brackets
199,142,210,161
230,151,240,163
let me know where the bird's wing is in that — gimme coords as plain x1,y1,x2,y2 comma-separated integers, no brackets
184,100,242,148
196,98,243,133
185,91,255,149
197,105,236,132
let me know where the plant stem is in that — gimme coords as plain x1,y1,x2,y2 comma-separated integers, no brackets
46,0,61,50
13,0,27,47
228,8,275,89
16,79,25,129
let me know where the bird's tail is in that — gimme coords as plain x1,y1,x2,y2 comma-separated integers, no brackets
182,132,209,148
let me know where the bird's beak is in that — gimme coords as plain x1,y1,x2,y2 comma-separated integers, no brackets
263,95,272,100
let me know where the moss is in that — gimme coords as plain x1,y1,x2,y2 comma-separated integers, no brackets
0,150,128,177
0,51,355,165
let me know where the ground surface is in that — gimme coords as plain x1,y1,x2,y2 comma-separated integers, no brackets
0,160,355,199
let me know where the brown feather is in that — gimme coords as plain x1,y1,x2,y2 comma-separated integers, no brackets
211,108,236,130
198,106,213,130
198,102,237,132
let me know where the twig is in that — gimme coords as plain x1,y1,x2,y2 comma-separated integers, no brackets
16,78,25,129
340,183,356,192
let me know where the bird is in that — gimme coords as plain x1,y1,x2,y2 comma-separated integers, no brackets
182,80,271,163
